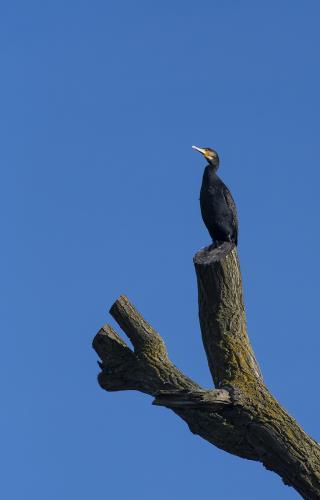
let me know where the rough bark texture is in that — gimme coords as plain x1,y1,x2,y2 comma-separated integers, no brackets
92,243,320,499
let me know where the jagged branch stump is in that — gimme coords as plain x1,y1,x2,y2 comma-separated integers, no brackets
92,243,320,499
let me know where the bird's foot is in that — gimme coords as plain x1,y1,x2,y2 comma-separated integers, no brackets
194,241,235,265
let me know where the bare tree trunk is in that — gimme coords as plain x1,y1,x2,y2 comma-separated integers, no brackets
92,243,320,499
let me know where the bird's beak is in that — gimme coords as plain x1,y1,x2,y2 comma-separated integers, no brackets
192,145,207,156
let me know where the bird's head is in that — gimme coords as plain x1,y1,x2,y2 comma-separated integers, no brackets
192,146,220,168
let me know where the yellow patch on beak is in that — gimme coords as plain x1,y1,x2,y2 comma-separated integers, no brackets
192,145,218,164
192,145,207,156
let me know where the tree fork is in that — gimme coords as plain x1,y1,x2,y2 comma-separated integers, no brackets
92,244,320,499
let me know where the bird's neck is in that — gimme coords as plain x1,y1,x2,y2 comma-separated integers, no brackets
207,163,219,176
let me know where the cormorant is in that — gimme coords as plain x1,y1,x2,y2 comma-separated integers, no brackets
192,146,238,246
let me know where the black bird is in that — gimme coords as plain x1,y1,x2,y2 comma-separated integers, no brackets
192,146,238,246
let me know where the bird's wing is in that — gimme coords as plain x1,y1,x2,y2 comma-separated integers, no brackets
222,186,238,244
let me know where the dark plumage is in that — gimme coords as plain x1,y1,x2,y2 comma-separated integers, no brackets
192,146,238,246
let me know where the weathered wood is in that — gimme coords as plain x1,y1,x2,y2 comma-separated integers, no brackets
93,246,320,499
194,242,262,386
153,388,231,408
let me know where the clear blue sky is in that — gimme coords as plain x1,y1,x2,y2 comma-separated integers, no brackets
4,1,320,498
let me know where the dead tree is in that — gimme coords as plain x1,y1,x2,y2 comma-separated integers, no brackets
92,243,320,499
